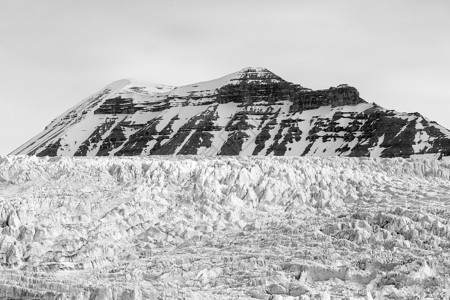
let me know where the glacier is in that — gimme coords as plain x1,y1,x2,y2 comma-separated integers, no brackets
1,155,450,299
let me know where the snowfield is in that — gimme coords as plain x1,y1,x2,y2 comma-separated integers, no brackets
1,155,450,299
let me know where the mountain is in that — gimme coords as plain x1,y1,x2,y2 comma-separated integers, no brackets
10,67,450,158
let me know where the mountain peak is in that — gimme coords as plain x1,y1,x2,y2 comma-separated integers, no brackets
167,67,286,98
231,67,285,82
237,66,271,73
118,79,175,96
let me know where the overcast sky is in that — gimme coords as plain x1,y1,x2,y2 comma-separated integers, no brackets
1,0,449,155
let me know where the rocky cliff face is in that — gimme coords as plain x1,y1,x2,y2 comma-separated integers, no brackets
11,67,450,158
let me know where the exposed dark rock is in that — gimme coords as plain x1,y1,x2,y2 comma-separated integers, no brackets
216,81,295,105
36,139,62,157
74,118,120,156
97,124,128,156
178,131,214,155
290,85,364,113
94,97,142,114
150,131,190,155
218,131,249,155
115,119,162,156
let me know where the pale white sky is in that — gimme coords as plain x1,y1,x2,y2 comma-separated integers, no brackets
1,0,449,155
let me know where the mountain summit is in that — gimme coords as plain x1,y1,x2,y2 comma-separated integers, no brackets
11,68,450,158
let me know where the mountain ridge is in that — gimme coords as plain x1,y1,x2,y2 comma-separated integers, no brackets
11,67,450,158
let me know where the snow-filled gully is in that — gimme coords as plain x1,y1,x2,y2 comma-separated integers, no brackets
0,156,450,299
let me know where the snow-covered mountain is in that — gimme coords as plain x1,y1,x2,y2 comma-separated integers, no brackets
11,67,450,158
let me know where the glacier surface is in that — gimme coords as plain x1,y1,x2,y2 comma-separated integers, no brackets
1,155,450,299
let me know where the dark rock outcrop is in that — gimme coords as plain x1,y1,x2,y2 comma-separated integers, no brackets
290,85,364,113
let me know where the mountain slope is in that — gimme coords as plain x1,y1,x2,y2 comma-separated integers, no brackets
11,67,450,158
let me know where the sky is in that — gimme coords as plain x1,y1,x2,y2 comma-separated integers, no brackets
1,0,449,155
